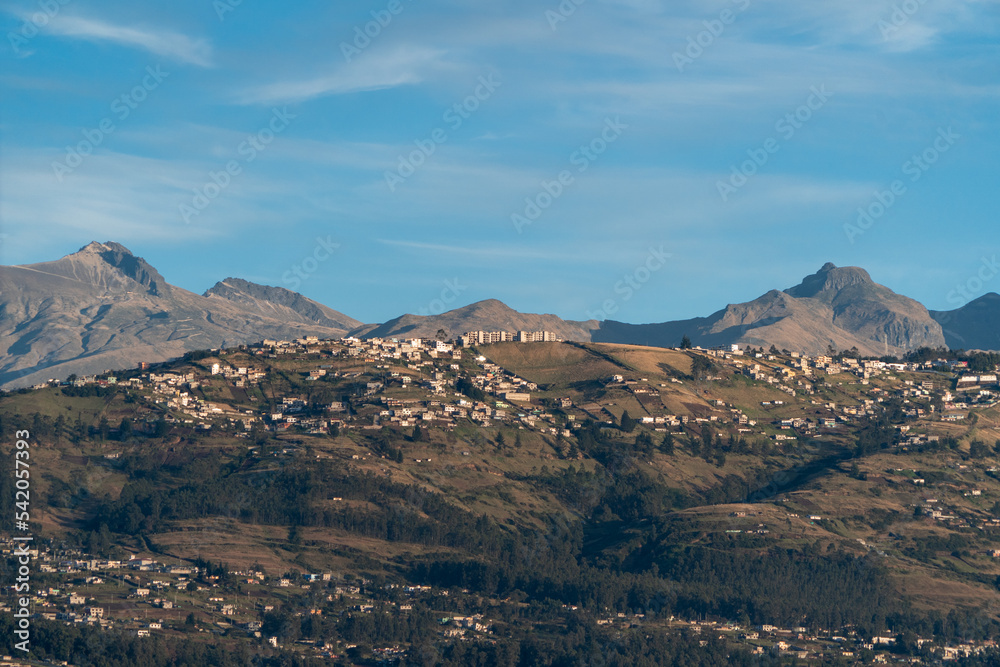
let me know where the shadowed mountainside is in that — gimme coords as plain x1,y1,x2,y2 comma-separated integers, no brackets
930,293,1000,351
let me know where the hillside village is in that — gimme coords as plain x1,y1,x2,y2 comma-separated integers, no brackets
7,333,1000,664
43,332,997,449
1,532,995,664
0,534,498,662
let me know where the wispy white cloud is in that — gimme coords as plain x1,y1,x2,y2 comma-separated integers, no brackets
237,46,447,105
375,239,585,262
38,13,213,66
880,22,940,52
733,0,995,53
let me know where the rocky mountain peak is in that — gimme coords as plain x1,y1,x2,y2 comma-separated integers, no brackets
76,241,113,254
785,263,875,300
37,241,167,296
93,242,165,296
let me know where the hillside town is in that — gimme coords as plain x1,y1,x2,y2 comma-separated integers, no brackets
2,532,994,663
41,333,997,451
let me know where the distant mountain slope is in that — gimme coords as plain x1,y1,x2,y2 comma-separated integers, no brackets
930,293,1000,351
593,263,946,356
0,242,357,388
350,299,599,342
3,243,989,388
204,278,360,331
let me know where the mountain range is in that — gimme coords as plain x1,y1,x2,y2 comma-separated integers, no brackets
0,242,358,388
596,263,948,357
0,243,996,387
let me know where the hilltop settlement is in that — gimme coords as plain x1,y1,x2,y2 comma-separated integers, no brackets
4,332,1000,664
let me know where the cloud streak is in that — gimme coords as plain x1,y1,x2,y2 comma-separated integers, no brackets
39,14,213,67
236,47,446,105
375,239,587,262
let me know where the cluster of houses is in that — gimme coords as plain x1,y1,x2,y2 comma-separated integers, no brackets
150,371,246,423
458,330,559,346
0,533,500,657
0,544,200,633
734,352,916,391
588,613,993,661
701,345,1000,438
440,614,492,638
250,339,577,437
956,374,1000,408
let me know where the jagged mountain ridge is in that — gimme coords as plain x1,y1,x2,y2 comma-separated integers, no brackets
0,243,358,388
204,277,360,332
593,263,947,356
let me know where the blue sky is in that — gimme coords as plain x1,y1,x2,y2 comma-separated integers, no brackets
1,0,997,325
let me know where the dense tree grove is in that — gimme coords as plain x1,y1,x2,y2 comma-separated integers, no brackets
899,347,1000,371
70,430,987,643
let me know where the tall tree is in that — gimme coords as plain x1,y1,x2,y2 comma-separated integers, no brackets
98,416,110,442
661,432,675,455
118,418,133,441
620,410,637,433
